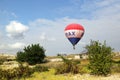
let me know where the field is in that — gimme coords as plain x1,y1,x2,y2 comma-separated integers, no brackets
23,58,120,80
20,68,120,80
0,54,120,80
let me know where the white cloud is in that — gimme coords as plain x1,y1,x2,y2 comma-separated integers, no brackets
96,0,119,7
9,42,25,49
0,42,25,54
39,32,56,41
28,14,120,55
1,0,120,55
0,42,25,49
39,32,46,40
48,37,56,41
0,44,6,49
6,21,29,39
28,18,89,55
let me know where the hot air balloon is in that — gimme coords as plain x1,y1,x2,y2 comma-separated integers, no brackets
64,23,85,49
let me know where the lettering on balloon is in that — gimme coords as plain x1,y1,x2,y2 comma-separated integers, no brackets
65,31,75,37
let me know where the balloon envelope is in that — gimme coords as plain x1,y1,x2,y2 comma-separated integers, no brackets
64,23,85,49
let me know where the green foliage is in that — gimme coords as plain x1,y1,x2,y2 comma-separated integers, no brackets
16,51,26,62
112,60,120,64
85,40,113,76
111,60,120,73
55,56,80,74
79,65,91,74
0,62,50,80
17,63,33,78
111,63,120,73
33,65,49,72
57,53,61,56
0,63,33,80
16,44,46,65
0,56,7,65
25,69,72,80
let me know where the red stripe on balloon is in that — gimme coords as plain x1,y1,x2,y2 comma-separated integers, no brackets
64,23,84,31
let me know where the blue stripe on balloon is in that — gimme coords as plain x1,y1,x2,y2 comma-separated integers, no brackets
68,38,81,46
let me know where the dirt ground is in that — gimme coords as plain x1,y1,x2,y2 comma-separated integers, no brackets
72,74,120,80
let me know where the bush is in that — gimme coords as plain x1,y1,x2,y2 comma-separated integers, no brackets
16,44,46,65
55,56,80,74
111,64,120,73
85,40,113,76
33,65,49,72
111,60,120,73
0,56,7,65
0,63,33,80
0,62,51,80
79,65,91,74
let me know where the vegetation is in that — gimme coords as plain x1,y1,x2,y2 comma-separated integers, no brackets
20,69,120,80
16,44,46,65
33,65,49,72
0,56,7,65
111,59,120,73
0,63,33,80
55,56,80,74
85,40,113,76
0,62,49,80
0,40,120,79
0,54,120,80
23,69,72,80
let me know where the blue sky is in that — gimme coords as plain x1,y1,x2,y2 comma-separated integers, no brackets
0,0,120,56
0,0,94,22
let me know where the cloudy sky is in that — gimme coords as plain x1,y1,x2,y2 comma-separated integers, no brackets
0,0,120,56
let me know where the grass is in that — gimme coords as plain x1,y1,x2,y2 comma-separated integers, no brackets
1,54,120,80
20,69,73,80
19,69,120,80
21,57,120,80
80,59,89,65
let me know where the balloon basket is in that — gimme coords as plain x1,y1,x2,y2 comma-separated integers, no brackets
73,46,75,50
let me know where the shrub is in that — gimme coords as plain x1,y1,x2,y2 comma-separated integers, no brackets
85,40,113,76
33,65,49,72
16,44,46,65
0,63,33,80
111,60,120,73
79,65,91,74
0,62,51,80
55,56,80,74
17,63,33,78
0,56,7,65
111,64,120,73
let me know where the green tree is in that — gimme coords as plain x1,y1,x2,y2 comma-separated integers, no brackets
16,44,46,65
85,40,113,76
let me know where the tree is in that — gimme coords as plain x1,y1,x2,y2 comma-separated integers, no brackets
85,40,113,76
16,44,46,65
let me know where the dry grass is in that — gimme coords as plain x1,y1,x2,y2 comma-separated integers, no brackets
81,59,89,65
19,69,120,80
72,73,120,80
0,61,19,70
39,61,63,68
20,69,72,80
0,54,120,80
